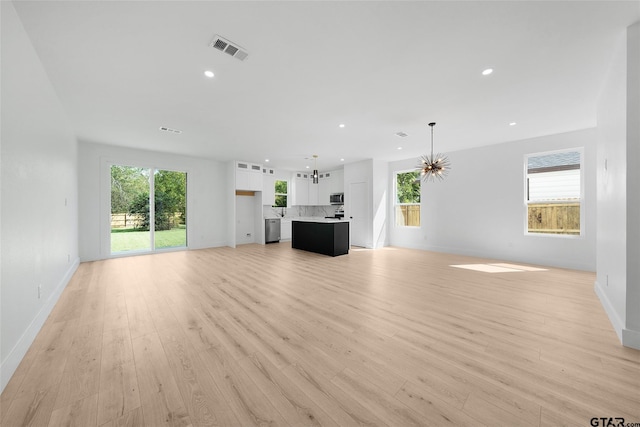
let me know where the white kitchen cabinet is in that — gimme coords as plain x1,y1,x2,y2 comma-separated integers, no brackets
330,169,344,194
235,161,263,191
308,174,319,205
318,172,332,205
262,173,275,206
281,219,292,240
293,172,309,205
293,171,334,205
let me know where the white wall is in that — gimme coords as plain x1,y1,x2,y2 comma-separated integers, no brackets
344,159,389,249
345,160,373,248
227,161,236,248
78,142,229,261
595,22,640,349
626,22,640,345
1,2,79,392
595,30,628,340
389,128,597,271
372,159,389,249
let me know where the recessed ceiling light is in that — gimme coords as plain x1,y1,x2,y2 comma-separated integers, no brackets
397,147,403,150
340,158,345,162
265,159,270,162
509,122,517,126
204,70,215,78
339,124,345,128
306,165,310,169
482,68,493,76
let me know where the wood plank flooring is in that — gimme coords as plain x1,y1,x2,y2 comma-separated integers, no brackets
1,243,639,426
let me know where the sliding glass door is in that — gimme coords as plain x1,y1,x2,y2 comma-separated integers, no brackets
111,165,151,253
110,164,187,254
153,169,187,249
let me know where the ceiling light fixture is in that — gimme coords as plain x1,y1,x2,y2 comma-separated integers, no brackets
509,122,517,126
482,68,494,75
312,155,319,184
204,70,214,78
418,122,450,182
339,124,345,128
397,147,403,150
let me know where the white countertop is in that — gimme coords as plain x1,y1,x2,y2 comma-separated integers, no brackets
263,216,348,223
292,217,349,223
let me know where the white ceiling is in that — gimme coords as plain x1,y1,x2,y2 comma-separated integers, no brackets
12,1,640,171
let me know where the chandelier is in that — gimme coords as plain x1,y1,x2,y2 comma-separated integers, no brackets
418,122,450,181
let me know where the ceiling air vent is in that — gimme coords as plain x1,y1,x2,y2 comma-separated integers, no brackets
396,131,408,138
159,126,182,134
209,35,249,61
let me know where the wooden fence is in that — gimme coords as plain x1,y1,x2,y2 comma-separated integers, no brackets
527,202,580,235
394,203,578,233
111,213,183,229
111,213,143,228
396,205,420,227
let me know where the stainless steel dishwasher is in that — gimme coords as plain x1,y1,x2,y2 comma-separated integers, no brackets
265,218,281,243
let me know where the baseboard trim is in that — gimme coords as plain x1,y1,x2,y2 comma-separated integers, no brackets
594,279,625,343
622,327,640,350
0,257,80,393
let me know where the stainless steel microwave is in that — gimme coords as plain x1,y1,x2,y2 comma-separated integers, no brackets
330,193,344,205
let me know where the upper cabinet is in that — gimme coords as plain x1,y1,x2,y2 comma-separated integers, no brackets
235,161,263,191
330,169,344,194
308,174,319,206
318,171,332,205
262,167,276,205
293,172,310,206
292,169,344,206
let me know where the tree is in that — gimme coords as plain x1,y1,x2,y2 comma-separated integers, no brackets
111,165,149,213
274,180,287,207
128,192,151,230
396,171,421,203
127,170,187,231
154,170,186,224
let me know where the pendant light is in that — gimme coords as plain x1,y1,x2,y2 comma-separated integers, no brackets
418,122,451,181
312,154,319,184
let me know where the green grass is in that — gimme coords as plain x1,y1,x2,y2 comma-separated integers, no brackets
111,226,186,252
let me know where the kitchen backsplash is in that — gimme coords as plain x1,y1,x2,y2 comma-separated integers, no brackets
264,205,338,218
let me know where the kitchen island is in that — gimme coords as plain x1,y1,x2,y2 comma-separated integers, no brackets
292,218,349,257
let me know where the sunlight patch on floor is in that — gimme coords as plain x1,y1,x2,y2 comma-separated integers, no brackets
450,263,548,273
491,263,547,272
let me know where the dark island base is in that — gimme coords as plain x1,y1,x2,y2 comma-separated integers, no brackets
292,221,349,257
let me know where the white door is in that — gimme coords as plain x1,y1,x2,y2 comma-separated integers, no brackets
349,181,368,247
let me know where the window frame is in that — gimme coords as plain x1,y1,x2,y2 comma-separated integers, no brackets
524,148,584,238
394,169,421,228
107,161,188,257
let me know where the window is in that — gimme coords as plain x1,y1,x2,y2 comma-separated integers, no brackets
525,149,582,236
274,180,288,207
395,170,421,227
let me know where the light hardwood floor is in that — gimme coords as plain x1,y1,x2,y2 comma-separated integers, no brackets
1,243,639,426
